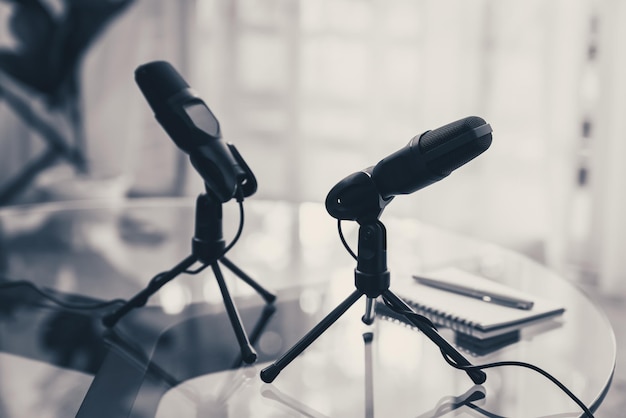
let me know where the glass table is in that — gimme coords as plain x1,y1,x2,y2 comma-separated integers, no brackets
0,197,615,417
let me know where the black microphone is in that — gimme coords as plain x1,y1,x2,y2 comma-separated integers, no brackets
326,116,492,221
135,60,256,202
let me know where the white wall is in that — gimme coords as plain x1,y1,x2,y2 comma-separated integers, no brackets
588,0,626,293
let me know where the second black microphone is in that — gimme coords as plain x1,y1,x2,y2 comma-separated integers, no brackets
326,116,493,221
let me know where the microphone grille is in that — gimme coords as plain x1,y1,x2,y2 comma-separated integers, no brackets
134,61,190,110
419,116,492,176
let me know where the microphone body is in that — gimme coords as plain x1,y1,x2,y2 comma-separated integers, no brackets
135,61,254,202
326,116,493,221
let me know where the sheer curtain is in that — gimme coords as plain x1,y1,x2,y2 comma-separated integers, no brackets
190,0,595,276
4,0,614,289
80,0,196,198
0,0,195,202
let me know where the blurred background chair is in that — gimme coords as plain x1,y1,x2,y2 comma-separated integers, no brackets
0,0,134,205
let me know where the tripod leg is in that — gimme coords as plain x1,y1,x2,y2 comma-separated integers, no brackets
211,262,258,364
230,303,277,368
220,256,276,304
382,290,487,385
102,254,197,327
260,290,363,383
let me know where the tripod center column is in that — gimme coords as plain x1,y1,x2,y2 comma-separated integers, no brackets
192,193,226,264
354,221,391,298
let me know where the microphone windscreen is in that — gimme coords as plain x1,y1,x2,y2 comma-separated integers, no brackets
135,61,189,112
419,116,492,176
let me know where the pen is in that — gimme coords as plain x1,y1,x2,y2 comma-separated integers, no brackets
412,275,535,310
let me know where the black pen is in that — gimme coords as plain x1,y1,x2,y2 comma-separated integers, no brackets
412,275,535,310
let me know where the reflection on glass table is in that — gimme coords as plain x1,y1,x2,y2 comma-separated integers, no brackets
0,198,616,417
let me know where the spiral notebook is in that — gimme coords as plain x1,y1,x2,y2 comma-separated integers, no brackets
378,267,565,340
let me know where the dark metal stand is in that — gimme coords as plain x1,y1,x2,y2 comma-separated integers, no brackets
260,220,486,384
102,193,275,364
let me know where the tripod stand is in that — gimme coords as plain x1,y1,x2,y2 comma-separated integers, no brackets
102,193,276,364
260,220,486,384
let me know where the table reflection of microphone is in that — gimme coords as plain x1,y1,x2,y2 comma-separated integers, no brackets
415,385,486,418
261,385,331,418
363,332,374,418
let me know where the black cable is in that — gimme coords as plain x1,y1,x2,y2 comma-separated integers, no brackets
440,351,594,417
0,279,126,311
336,213,596,418
223,198,245,255
336,219,593,415
381,296,438,330
383,301,595,417
147,271,168,286
184,263,210,275
338,220,357,260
